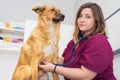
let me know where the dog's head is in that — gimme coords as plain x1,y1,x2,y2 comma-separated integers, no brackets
32,5,65,23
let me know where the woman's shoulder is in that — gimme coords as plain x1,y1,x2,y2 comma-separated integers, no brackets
91,34,106,39
90,34,107,42
87,34,109,45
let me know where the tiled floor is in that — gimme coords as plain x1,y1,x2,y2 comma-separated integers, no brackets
0,51,120,80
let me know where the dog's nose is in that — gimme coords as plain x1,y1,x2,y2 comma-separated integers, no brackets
61,15,65,19
60,14,65,21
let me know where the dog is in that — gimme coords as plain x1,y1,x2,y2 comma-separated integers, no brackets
12,5,65,80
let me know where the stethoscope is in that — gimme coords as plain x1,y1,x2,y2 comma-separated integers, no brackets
54,36,86,66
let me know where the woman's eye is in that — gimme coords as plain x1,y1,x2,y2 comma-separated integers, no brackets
86,16,91,19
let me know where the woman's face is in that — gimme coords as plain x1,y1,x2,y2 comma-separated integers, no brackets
77,8,95,36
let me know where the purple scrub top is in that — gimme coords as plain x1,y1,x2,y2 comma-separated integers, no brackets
62,34,116,80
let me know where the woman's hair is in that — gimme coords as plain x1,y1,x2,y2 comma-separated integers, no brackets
73,2,107,43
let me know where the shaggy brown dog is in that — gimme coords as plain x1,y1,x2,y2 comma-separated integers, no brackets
12,5,64,80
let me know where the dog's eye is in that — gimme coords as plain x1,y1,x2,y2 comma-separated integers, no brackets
51,8,55,12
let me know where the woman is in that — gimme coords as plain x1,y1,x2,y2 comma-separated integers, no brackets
39,2,116,80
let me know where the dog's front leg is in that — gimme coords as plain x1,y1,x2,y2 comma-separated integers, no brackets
31,55,39,80
52,72,59,80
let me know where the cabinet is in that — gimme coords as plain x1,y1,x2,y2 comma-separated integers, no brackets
0,22,24,52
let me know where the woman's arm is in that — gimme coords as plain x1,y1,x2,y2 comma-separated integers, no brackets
39,62,97,80
56,65,96,80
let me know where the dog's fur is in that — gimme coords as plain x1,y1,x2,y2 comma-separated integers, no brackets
12,5,64,80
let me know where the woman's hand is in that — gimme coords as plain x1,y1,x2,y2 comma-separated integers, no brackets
39,57,64,72
58,57,64,64
39,62,55,72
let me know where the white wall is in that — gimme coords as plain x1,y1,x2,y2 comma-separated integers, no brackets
0,0,77,25
0,51,19,80
107,12,120,50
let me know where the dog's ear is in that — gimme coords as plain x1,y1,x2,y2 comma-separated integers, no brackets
32,5,44,14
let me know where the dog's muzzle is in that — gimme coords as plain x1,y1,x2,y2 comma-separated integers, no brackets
59,14,65,21
53,14,65,23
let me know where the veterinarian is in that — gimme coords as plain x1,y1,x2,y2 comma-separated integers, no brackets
39,2,116,80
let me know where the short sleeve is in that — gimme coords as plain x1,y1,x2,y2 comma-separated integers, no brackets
62,40,74,57
79,35,114,73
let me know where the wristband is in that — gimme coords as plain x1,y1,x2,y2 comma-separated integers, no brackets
54,65,57,72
